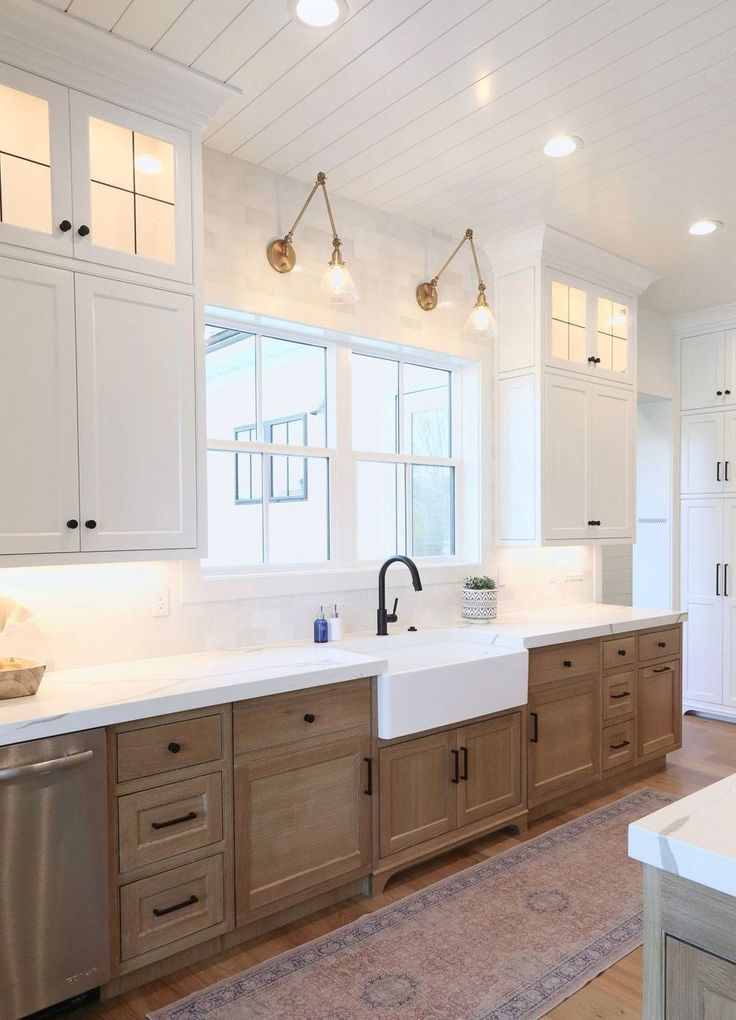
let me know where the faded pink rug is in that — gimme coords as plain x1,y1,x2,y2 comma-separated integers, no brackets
148,789,671,1020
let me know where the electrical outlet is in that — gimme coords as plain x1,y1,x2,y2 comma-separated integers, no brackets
152,586,170,617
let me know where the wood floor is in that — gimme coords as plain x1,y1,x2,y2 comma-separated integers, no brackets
73,714,736,1020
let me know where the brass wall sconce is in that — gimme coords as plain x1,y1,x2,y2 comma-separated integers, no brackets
267,171,359,304
416,227,497,336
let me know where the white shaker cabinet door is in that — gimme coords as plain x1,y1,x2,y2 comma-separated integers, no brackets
680,332,725,411
0,258,80,555
680,498,723,706
543,373,589,542
588,383,634,540
721,499,736,709
75,276,197,552
680,412,723,495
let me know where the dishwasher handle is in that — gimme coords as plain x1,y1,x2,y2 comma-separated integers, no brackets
0,748,94,782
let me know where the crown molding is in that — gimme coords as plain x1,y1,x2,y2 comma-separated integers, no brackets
484,224,659,296
670,302,736,336
0,0,238,130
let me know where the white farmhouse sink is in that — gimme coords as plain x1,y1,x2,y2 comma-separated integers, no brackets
338,628,528,739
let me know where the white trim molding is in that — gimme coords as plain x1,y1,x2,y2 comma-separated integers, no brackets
671,303,736,337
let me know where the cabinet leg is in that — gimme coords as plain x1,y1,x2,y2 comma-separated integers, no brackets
369,872,393,897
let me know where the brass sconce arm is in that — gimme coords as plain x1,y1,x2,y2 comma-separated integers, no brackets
267,171,343,273
416,227,486,310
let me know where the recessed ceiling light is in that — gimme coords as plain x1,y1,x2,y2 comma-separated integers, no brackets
288,0,347,28
689,219,723,236
543,135,581,158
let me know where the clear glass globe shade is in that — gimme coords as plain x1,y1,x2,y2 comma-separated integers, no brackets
318,258,359,304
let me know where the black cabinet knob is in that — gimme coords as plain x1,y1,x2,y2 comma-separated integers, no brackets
618,648,627,656
658,641,666,648
727,390,732,395
717,390,724,396
66,519,79,529
594,357,601,364
77,224,90,237
167,741,181,754
303,713,316,724
587,356,596,364
84,520,97,529
563,660,572,668
59,219,72,232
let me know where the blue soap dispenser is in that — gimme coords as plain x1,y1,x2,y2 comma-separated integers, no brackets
313,605,328,643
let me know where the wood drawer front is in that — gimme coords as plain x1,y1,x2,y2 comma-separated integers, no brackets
604,672,637,722
116,713,223,784
529,640,599,684
234,679,371,756
118,773,223,874
119,854,225,962
602,636,636,671
639,627,681,663
602,719,636,771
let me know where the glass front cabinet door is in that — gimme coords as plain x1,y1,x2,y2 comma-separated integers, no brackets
0,63,74,257
547,273,633,383
69,92,192,283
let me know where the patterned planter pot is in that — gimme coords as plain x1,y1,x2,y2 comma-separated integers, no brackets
462,588,497,622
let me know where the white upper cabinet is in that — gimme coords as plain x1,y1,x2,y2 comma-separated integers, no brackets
69,93,192,283
680,332,728,411
543,374,589,542
0,63,73,257
588,384,634,540
0,258,80,555
547,272,633,384
75,276,197,552
680,410,736,495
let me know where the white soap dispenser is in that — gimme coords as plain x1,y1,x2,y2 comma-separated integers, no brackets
327,604,343,641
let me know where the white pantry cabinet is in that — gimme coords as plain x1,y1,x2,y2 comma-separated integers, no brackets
0,261,197,557
680,330,736,412
680,411,736,495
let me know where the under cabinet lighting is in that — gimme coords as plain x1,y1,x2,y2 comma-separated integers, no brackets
416,228,497,338
688,220,722,235
288,0,347,27
543,135,581,158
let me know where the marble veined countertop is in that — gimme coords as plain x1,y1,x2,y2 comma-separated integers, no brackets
0,602,685,746
628,773,736,898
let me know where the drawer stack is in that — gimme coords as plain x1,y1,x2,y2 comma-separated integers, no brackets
108,706,233,976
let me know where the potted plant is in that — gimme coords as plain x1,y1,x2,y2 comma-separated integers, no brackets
462,576,497,621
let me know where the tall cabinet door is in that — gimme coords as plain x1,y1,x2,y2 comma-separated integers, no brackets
543,373,589,541
680,413,723,495
75,276,197,552
680,498,723,705
722,499,736,708
0,259,80,555
680,332,725,411
69,92,192,283
588,383,634,540
0,62,73,257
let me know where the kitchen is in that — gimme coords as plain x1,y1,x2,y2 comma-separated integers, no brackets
0,1,735,1017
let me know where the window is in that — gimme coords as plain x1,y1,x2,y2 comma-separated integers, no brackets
203,317,475,575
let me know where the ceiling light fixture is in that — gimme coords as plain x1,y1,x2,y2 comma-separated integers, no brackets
688,219,722,236
288,0,347,28
416,228,497,338
267,170,358,304
543,135,581,158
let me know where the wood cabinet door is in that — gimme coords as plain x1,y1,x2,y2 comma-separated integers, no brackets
235,737,371,923
0,258,80,555
638,661,682,758
665,936,736,1018
588,382,634,540
456,713,522,828
680,331,725,412
681,413,724,496
379,731,457,858
75,275,197,552
528,676,600,806
680,499,724,705
543,372,589,542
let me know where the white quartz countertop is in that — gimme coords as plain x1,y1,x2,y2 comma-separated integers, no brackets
0,602,685,746
628,774,736,898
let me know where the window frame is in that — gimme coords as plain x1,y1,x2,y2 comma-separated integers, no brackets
187,311,482,600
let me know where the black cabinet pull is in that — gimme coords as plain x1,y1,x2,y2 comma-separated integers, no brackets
717,461,722,481
451,748,460,783
717,390,724,396
610,691,630,699
364,757,373,796
167,741,181,754
303,713,316,723
562,660,572,668
460,746,468,781
77,224,90,237
652,665,671,673
153,894,198,918
617,648,627,656
717,562,721,596
530,711,539,743
84,519,97,529
726,563,730,598
727,462,731,482
727,390,732,395
59,219,72,232
657,641,666,648
610,740,630,750
594,357,601,364
66,519,79,529
587,356,596,364
151,811,197,831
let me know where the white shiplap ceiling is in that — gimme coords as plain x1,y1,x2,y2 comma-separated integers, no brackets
36,0,736,314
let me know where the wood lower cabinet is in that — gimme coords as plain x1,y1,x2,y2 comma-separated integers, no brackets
639,660,682,758
665,937,736,1018
235,736,372,923
456,714,522,828
528,675,600,806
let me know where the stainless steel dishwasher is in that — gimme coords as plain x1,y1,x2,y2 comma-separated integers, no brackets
0,728,110,1019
